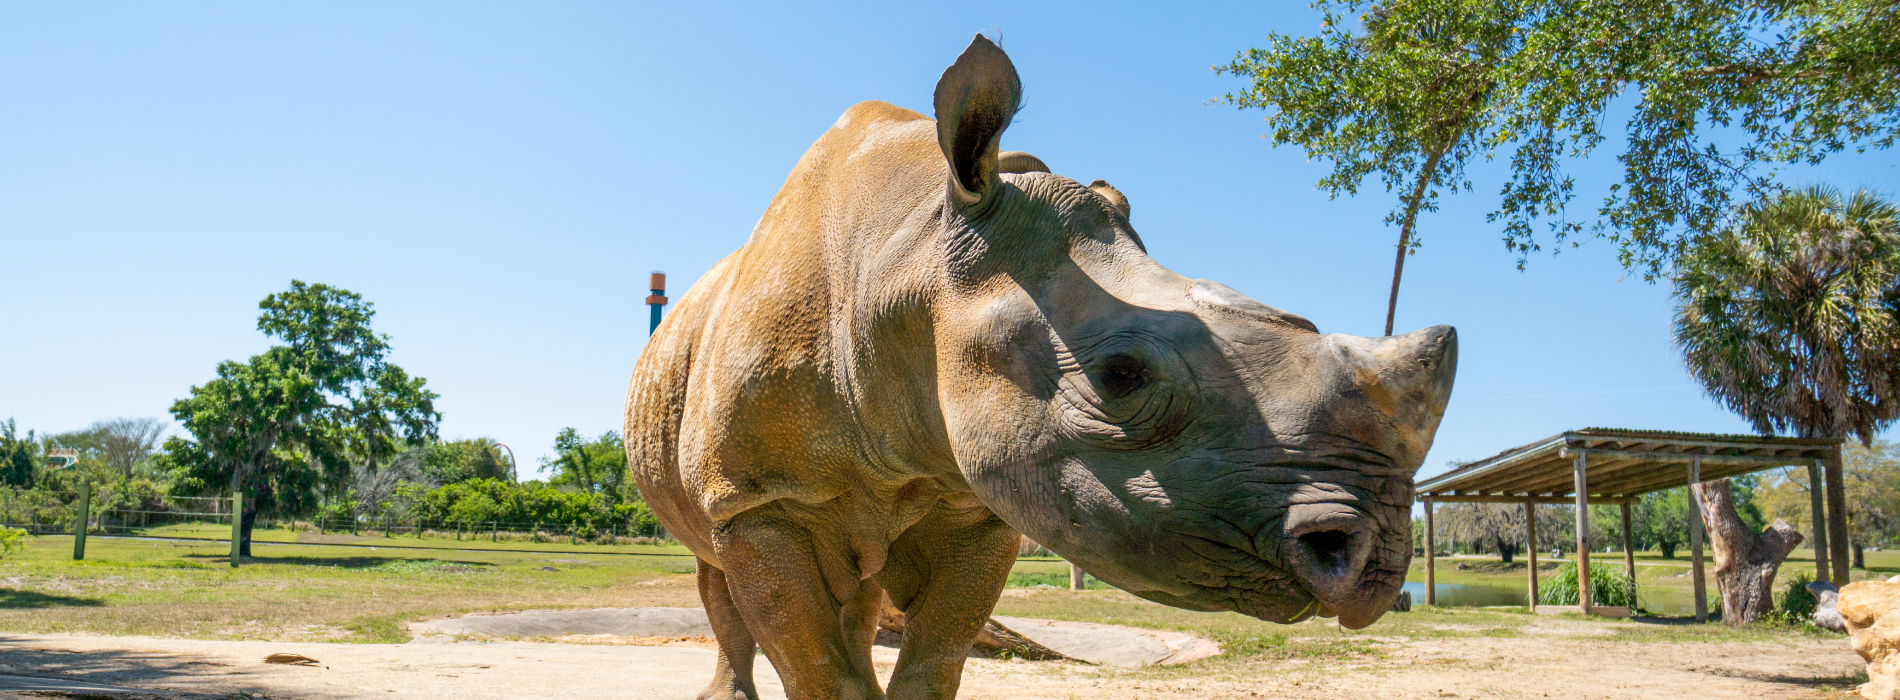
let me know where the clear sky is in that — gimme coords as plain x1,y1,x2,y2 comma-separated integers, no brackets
3,2,1895,481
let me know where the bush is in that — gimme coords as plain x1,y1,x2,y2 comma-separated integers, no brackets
1538,563,1638,609
1780,570,1818,620
0,525,26,558
406,479,658,532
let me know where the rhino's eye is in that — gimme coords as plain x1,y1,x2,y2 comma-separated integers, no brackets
1098,354,1149,399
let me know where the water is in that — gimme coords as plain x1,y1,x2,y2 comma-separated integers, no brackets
1402,581,1529,608
1402,580,1702,615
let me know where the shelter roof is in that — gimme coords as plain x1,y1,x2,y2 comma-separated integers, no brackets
1415,428,1841,503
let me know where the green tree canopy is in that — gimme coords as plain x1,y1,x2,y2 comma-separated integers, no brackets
0,419,38,488
1220,0,1900,331
1673,185,1900,444
543,429,631,503
412,438,514,485
161,281,440,554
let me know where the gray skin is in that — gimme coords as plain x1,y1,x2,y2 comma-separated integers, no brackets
625,35,1457,700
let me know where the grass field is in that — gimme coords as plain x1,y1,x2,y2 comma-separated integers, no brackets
1410,547,1900,615
0,535,703,644
126,522,697,556
0,532,1851,665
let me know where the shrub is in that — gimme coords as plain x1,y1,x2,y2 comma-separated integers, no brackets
1780,570,1818,620
0,525,26,558
1537,563,1637,609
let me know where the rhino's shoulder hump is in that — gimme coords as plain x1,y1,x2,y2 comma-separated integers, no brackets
831,100,929,133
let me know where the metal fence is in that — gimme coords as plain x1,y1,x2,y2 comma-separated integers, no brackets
0,487,670,546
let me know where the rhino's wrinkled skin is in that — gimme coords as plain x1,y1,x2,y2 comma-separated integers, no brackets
625,36,1457,700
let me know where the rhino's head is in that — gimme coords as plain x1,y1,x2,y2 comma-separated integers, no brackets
925,36,1457,629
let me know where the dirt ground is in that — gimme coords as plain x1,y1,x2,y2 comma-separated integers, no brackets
0,617,1865,700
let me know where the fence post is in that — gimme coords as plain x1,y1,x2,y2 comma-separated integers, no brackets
491,521,498,542
72,484,91,561
229,490,243,568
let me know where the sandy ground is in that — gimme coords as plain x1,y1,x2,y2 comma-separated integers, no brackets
0,623,1866,699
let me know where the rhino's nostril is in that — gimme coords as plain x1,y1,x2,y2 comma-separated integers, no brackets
1298,530,1355,576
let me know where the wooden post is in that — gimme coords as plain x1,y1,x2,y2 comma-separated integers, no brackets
1689,456,1708,623
1622,498,1637,607
1525,501,1538,611
1573,452,1592,615
1070,562,1085,591
1809,458,1831,584
72,484,91,561
229,490,243,568
1423,497,1436,606
1825,445,1851,585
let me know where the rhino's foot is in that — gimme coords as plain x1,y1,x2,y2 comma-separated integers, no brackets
697,685,754,700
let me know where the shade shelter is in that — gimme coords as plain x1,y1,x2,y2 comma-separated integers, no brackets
1414,429,1845,621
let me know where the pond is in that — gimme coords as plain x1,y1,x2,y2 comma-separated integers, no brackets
1401,581,1703,615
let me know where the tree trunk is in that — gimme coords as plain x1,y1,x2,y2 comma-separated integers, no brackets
1659,541,1676,559
239,496,258,557
1691,479,1804,625
877,593,1070,661
1854,541,1865,570
1495,535,1516,564
1384,145,1449,336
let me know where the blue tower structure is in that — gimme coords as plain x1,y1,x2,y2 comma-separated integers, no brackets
646,271,667,334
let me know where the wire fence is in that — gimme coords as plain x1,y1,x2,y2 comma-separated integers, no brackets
0,487,672,548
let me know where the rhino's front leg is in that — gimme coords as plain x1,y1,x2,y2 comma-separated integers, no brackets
877,505,1018,700
713,505,884,700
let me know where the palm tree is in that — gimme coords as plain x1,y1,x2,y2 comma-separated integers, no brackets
1673,184,1900,622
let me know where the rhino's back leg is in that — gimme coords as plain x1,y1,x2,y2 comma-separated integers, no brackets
696,558,762,700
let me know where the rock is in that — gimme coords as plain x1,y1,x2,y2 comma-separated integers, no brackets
1391,591,1412,612
1811,582,1846,632
1837,581,1900,699
412,607,715,639
410,607,1222,668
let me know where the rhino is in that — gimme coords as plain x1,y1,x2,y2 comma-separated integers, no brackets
625,35,1457,700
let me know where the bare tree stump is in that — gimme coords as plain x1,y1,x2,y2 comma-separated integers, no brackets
1692,478,1804,624
877,593,1074,661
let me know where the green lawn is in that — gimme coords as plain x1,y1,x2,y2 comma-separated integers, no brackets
0,535,701,643
126,522,696,556
0,532,1844,672
1408,546,1894,615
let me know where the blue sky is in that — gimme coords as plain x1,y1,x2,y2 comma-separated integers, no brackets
3,2,1895,481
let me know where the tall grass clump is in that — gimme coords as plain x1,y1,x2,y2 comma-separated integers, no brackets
1779,570,1818,620
1537,563,1637,609
0,525,26,558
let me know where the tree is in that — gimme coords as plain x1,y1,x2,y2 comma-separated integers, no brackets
1636,489,1691,559
1438,502,1526,562
58,418,165,482
1219,1,1900,332
1676,186,1900,443
1758,441,1900,567
163,282,440,555
544,429,631,503
1675,185,1900,620
1692,479,1804,623
415,438,513,485
0,419,38,488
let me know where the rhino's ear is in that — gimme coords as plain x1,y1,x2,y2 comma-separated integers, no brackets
934,34,1021,210
1088,179,1131,219
999,151,1049,174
